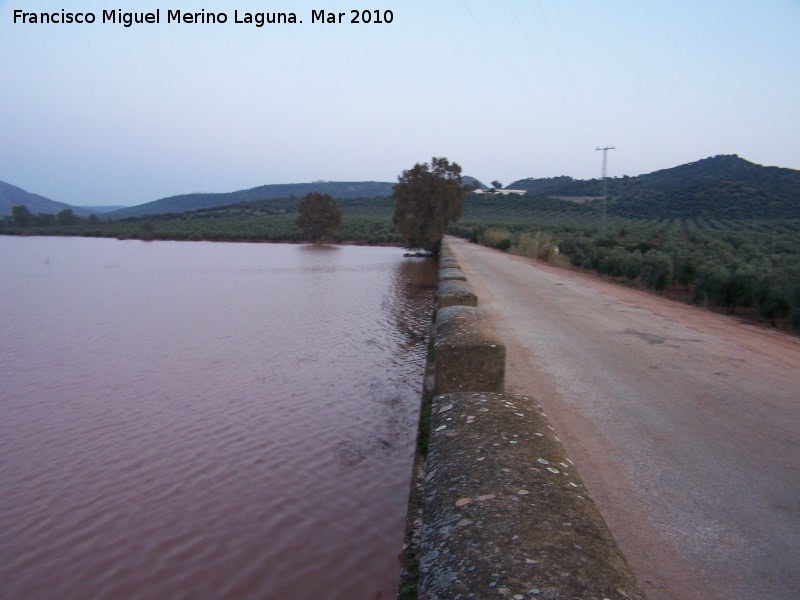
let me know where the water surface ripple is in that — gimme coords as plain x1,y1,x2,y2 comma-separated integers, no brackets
0,237,437,599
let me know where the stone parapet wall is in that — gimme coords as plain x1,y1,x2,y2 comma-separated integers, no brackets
435,279,478,309
419,392,644,599
434,306,504,395
400,238,644,599
437,267,466,281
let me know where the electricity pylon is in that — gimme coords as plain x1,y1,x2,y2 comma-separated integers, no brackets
596,146,615,238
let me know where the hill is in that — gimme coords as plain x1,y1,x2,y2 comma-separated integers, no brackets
508,155,800,219
107,176,487,218
6,156,797,222
0,181,96,217
108,181,397,218
79,205,128,213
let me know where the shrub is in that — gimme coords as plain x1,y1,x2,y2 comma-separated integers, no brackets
511,231,557,261
640,250,674,292
621,250,645,280
754,275,790,326
479,228,512,251
788,285,800,332
597,246,628,277
717,267,757,313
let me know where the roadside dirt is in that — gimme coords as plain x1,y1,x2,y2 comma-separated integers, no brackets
445,236,800,600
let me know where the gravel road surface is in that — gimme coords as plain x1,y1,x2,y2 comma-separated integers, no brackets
446,236,800,600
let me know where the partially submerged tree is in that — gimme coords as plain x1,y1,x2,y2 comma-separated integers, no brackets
296,192,342,243
392,157,468,258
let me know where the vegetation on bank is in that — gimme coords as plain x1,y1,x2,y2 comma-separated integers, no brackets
450,193,800,332
1,197,401,245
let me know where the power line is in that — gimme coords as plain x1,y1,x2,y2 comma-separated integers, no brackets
459,1,554,120
535,0,602,144
459,0,585,147
504,0,595,146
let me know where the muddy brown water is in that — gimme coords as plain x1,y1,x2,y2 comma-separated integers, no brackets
0,236,436,599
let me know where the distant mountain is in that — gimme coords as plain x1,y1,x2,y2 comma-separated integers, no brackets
108,181,397,218
2,176,488,220
0,181,96,217
509,155,800,219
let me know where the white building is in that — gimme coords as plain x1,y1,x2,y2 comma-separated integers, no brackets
472,188,527,195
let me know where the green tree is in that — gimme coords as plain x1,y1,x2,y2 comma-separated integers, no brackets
789,284,800,333
491,180,502,190
694,263,726,306
720,267,757,313
296,192,342,243
674,256,698,289
56,209,78,225
12,205,32,226
391,157,467,257
620,249,644,280
754,275,790,326
141,220,155,240
640,250,674,292
34,213,56,226
597,246,625,277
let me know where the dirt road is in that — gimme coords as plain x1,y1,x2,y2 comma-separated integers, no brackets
446,236,800,600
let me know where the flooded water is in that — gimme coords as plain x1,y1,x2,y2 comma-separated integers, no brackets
0,236,437,599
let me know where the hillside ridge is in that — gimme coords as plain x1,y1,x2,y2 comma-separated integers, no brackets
0,181,97,217
508,155,800,219
4,155,798,219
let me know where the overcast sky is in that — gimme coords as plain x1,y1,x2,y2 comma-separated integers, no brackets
2,0,799,206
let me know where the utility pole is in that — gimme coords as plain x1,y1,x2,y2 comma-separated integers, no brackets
596,146,615,238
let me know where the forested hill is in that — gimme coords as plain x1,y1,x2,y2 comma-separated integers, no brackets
108,177,488,218
108,181,396,218
0,181,96,217
5,156,797,221
509,155,800,219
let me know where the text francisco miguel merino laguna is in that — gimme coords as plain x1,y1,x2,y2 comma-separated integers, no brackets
12,8,395,27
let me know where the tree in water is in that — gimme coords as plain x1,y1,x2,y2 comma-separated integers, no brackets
391,157,468,258
296,191,342,243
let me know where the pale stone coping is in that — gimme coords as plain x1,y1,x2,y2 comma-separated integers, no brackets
435,279,478,309
437,267,466,281
420,392,645,599
434,306,505,394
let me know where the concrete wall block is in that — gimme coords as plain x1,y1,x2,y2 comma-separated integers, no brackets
434,306,504,394
437,267,466,281
435,279,478,309
419,392,645,599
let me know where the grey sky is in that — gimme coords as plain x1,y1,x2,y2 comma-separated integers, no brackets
2,0,799,206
